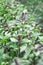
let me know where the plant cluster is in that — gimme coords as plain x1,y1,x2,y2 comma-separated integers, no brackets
0,0,43,65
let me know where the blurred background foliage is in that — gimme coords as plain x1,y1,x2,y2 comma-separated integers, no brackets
19,0,43,27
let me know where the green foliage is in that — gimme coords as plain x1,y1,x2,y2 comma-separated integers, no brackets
0,0,43,65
